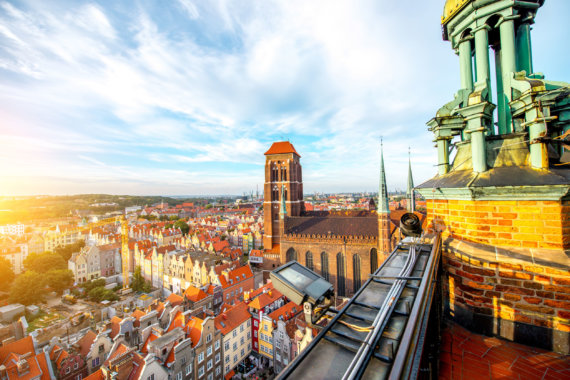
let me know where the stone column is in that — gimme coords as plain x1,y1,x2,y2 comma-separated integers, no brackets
516,20,533,75
458,37,474,92
474,25,492,101
437,138,451,176
499,16,518,133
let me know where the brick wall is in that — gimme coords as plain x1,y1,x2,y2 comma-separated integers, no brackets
426,199,570,250
443,250,570,335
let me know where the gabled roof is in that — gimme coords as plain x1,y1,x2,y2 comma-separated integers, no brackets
166,293,184,307
218,265,253,289
184,286,209,303
0,336,35,363
76,330,97,357
265,141,300,157
268,302,301,324
248,288,283,310
214,302,251,335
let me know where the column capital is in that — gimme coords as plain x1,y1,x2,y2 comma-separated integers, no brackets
496,14,520,27
472,24,491,34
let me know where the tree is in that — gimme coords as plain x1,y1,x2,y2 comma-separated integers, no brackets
131,266,152,293
0,256,15,292
165,223,173,229
9,271,46,305
24,252,67,272
54,240,85,261
46,269,74,295
174,220,190,235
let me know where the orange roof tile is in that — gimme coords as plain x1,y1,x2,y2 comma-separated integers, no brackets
264,141,300,157
218,265,253,289
214,302,251,335
84,369,105,380
76,330,97,357
247,288,283,310
268,302,301,324
0,336,35,363
184,286,209,302
185,317,204,347
166,293,184,307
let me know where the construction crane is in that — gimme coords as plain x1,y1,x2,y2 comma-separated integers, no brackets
68,215,131,289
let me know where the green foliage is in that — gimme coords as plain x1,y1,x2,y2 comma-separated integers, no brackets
24,252,67,273
87,286,119,302
165,223,173,229
45,269,74,295
130,266,152,293
54,240,85,261
0,256,15,292
174,219,190,235
80,278,107,293
205,204,213,209
10,271,46,305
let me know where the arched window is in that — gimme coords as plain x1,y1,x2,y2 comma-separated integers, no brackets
281,167,287,181
272,187,279,202
353,254,362,293
286,248,297,262
337,253,346,297
271,166,278,182
321,252,329,281
370,248,378,274
305,251,313,271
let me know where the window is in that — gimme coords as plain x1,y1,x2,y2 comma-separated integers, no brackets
207,374,213,380
215,367,221,376
305,251,313,271
74,362,79,370
233,330,237,338
248,343,251,350
264,324,268,331
207,346,212,357
198,352,204,363
276,353,281,362
240,337,244,345
321,252,329,281
225,355,229,363
215,340,220,350
207,359,213,370
181,357,186,365
353,254,362,293
66,368,71,374
240,324,244,332
233,342,237,350
198,366,204,377
241,348,245,357
337,252,346,297
254,331,257,338
284,358,288,365
247,331,251,339
370,248,378,273
206,334,212,343
225,342,230,351
98,344,105,353
176,373,182,380
92,357,100,367
225,365,230,373
185,364,192,375
254,342,257,348
233,355,238,363
76,375,82,380
247,320,251,327
254,320,258,327
215,353,220,363
147,375,154,380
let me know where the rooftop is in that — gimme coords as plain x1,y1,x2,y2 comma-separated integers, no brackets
264,141,300,157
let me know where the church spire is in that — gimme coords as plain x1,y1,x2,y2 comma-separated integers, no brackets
378,140,390,214
407,147,415,212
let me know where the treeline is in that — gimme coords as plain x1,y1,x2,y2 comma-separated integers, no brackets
0,195,205,224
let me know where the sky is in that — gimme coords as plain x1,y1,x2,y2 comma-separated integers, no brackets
0,0,568,196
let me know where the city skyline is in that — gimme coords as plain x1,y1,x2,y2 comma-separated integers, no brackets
1,0,569,196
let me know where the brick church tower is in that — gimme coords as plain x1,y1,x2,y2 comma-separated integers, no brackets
263,142,303,249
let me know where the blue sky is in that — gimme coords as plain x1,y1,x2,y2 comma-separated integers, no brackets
0,0,568,196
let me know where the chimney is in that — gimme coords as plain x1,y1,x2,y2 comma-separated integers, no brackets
0,365,6,379
16,359,29,375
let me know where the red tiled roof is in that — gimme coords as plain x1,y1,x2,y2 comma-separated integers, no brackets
0,336,34,363
184,286,209,302
84,369,104,380
439,322,570,380
248,288,283,310
264,141,300,157
214,302,251,335
76,330,97,357
166,293,184,307
218,265,253,289
268,301,301,323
